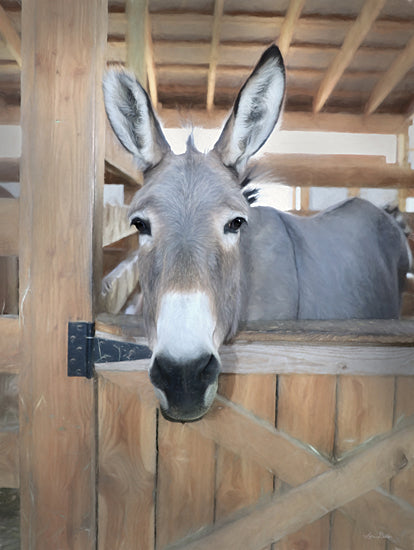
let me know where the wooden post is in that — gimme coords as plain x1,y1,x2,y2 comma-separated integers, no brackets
19,1,107,548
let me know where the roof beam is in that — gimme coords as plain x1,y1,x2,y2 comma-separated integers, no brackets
365,34,414,115
277,0,306,57
0,4,21,67
206,0,225,111
313,0,386,113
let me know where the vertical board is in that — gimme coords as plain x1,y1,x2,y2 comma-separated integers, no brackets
331,376,395,548
98,374,157,550
274,374,336,549
156,418,216,548
19,1,107,548
216,374,276,550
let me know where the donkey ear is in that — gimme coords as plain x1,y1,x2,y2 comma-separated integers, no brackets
103,70,171,172
213,45,285,174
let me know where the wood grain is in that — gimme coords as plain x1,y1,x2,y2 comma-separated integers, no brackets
332,376,395,547
216,374,276,550
0,431,18,488
19,1,107,547
275,374,336,549
0,315,20,373
98,374,156,550
166,419,414,550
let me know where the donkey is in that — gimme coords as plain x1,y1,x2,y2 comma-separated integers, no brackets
103,45,411,422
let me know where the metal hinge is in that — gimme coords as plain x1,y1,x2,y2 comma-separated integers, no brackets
68,322,151,378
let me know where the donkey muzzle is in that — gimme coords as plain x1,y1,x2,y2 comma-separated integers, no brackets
149,353,220,422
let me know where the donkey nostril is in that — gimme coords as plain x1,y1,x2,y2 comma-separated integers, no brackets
198,354,219,384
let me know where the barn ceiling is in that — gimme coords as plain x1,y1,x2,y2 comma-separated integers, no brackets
0,1,413,132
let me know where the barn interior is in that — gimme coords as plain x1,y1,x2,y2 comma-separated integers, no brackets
0,1,414,549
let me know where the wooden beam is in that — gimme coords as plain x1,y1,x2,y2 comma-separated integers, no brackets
0,198,18,255
158,107,407,134
145,13,158,107
19,1,107,547
126,0,148,88
313,0,386,113
0,4,21,67
0,101,20,124
101,251,140,314
206,0,224,111
105,121,142,186
0,431,19,488
103,203,135,247
0,316,20,373
277,0,306,58
365,34,414,115
258,153,414,188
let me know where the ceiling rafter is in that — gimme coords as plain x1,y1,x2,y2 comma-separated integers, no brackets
0,4,21,67
312,0,386,113
206,0,225,111
277,0,306,58
365,33,414,115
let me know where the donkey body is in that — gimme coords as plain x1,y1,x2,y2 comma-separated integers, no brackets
103,45,410,422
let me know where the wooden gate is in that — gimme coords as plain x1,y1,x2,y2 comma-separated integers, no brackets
95,318,414,550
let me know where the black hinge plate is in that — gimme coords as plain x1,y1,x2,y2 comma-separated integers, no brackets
68,322,152,378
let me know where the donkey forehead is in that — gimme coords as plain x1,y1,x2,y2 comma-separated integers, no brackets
129,149,248,218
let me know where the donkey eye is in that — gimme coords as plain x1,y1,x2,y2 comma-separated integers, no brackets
224,217,246,234
131,217,151,236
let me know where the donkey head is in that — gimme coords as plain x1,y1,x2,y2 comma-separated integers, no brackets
103,45,285,422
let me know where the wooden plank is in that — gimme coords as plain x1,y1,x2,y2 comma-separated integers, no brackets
0,198,18,255
0,315,20,373
258,154,414,188
331,376,395,548
277,0,306,57
158,107,407,134
19,1,107,548
94,341,414,376
0,157,19,182
96,315,414,345
0,4,21,67
275,374,336,549
332,489,414,550
103,203,135,247
216,374,276,550
366,34,414,115
101,250,139,313
156,417,216,548
105,121,142,187
126,0,148,88
206,0,224,111
145,13,158,107
166,419,414,550
0,431,18,488
0,101,20,124
98,373,156,550
312,0,386,113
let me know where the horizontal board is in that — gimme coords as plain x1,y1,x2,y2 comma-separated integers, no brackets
96,341,414,376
